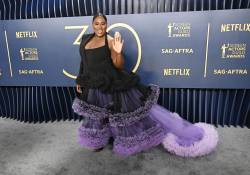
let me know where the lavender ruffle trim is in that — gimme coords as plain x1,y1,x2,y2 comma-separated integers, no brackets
72,97,110,120
72,84,160,126
162,123,219,157
113,124,166,156
109,84,160,127
77,125,111,149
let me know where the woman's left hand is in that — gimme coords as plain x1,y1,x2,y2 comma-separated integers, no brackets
112,32,124,54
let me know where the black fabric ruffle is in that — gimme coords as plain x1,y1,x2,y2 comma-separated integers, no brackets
76,66,141,93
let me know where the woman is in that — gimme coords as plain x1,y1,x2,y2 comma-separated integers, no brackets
72,13,219,157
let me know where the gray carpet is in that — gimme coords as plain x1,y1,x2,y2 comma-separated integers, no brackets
0,117,250,175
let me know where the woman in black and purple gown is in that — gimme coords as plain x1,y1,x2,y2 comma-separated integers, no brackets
72,13,219,157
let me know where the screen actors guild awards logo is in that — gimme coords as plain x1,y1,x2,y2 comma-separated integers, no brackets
221,43,246,59
20,48,39,60
167,23,191,37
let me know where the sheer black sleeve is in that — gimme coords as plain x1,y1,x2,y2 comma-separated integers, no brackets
75,36,86,85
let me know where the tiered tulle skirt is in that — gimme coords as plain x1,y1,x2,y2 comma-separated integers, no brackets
72,84,218,157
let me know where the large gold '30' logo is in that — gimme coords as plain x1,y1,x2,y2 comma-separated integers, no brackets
63,23,142,79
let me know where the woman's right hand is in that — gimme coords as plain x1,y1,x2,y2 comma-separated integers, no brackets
76,84,82,93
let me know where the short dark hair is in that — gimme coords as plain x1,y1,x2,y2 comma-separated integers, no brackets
92,12,107,23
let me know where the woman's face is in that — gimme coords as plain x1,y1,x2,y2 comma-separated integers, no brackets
92,16,107,37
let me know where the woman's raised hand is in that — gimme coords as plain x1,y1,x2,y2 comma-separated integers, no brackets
112,32,124,54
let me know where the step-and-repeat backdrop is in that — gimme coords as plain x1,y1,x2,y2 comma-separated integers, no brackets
0,9,249,88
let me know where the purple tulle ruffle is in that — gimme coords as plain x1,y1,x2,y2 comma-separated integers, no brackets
109,84,159,127
162,123,219,157
77,124,111,149
72,84,159,126
113,123,166,156
149,104,205,146
72,97,110,120
73,84,219,157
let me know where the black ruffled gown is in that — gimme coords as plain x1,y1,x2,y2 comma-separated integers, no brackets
72,33,219,157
